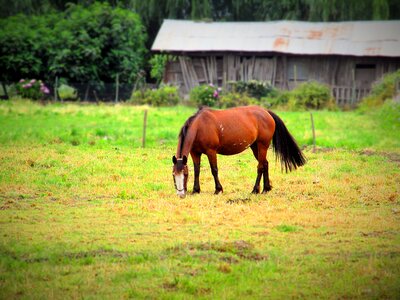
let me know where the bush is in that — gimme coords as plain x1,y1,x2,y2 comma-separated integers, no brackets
287,81,334,110
130,85,180,106
262,90,290,108
16,79,50,100
149,55,175,85
189,84,221,107
218,92,258,108
359,69,400,109
58,84,78,101
229,80,278,99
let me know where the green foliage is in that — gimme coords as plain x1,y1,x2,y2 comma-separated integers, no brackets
127,0,400,49
149,55,174,85
57,84,78,101
50,2,147,84
262,90,291,108
0,3,147,87
218,92,258,108
130,85,180,106
229,80,278,99
0,14,56,82
189,84,221,107
15,79,50,100
359,69,400,109
287,81,335,110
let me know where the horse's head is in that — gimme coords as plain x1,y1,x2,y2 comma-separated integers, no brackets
172,155,188,198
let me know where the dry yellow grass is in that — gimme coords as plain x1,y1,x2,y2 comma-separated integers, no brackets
1,143,399,298
0,101,399,298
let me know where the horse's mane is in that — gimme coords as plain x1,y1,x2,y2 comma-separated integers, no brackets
178,106,207,157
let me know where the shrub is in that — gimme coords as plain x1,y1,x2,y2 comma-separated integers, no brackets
149,55,175,85
359,69,400,109
16,79,50,100
218,92,258,108
130,85,180,106
287,81,334,110
262,90,290,108
58,84,78,101
189,84,221,107
229,80,277,99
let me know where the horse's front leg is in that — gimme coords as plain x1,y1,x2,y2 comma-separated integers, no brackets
191,152,201,194
207,151,223,194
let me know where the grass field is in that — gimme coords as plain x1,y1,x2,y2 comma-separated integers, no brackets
0,100,399,299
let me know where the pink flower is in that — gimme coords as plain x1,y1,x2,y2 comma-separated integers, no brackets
213,90,219,98
19,79,25,83
41,86,50,94
30,79,36,84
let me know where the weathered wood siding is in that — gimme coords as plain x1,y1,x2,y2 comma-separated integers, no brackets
164,54,400,105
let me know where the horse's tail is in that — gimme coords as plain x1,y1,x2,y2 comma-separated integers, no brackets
268,110,306,172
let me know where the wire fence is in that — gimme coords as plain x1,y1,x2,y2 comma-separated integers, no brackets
0,79,157,102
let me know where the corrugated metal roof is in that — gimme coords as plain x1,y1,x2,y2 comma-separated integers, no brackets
151,20,400,57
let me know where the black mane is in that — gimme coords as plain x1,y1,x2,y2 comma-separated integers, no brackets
178,106,207,157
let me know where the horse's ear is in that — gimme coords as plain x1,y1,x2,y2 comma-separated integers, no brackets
172,155,177,164
183,155,187,165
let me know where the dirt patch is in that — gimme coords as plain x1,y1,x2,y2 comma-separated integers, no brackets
169,240,268,262
226,197,251,204
359,150,400,163
4,248,130,263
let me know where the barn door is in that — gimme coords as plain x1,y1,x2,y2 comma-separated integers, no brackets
179,57,199,94
355,63,376,89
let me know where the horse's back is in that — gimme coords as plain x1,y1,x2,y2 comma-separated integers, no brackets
192,106,275,155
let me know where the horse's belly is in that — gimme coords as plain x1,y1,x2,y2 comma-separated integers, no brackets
217,142,252,155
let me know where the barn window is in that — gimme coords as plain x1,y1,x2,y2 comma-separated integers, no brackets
355,63,376,88
288,61,309,81
355,64,376,69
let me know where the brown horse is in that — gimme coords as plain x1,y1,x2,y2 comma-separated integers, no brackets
172,105,306,198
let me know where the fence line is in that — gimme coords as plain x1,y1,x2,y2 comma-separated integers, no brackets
332,85,370,107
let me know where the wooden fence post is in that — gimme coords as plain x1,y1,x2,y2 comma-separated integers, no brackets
310,112,316,153
115,73,119,103
54,76,59,102
142,109,148,148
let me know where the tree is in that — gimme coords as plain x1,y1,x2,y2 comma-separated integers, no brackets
0,2,147,99
0,13,55,83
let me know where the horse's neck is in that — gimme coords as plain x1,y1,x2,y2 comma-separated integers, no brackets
177,124,197,158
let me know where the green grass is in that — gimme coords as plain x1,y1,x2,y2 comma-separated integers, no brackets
1,99,399,151
0,100,399,299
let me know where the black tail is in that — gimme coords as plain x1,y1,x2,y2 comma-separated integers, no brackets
268,110,306,172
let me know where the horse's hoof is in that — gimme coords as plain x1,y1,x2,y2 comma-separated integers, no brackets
192,190,200,194
251,188,260,194
214,189,223,195
262,186,272,194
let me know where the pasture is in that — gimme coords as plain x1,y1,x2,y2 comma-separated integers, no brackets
0,100,399,299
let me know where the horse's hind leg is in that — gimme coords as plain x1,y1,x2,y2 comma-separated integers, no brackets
206,151,223,194
251,144,262,194
251,142,272,194
262,159,272,193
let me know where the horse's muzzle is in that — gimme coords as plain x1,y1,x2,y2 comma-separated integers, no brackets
177,191,186,198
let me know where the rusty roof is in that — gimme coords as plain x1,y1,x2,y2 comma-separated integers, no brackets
151,20,400,57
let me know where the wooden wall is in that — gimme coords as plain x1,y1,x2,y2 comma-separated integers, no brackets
163,54,400,104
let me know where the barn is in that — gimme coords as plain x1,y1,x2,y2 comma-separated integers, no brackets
151,20,400,105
